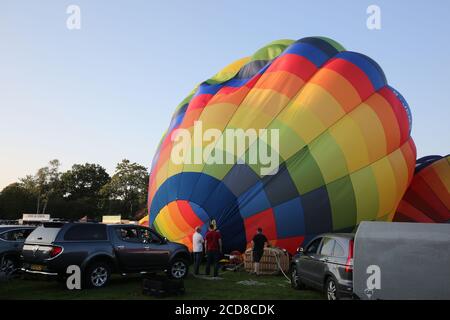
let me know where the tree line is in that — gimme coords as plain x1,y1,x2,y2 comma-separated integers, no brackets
0,159,149,221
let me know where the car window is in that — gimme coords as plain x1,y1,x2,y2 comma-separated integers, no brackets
138,228,161,244
117,227,141,243
1,229,33,241
320,238,335,256
17,229,33,241
333,241,345,257
306,238,322,254
64,224,107,241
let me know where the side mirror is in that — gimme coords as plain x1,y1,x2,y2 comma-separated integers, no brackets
297,247,305,254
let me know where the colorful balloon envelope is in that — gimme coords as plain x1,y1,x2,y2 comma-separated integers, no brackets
139,215,149,226
394,155,450,223
147,37,416,254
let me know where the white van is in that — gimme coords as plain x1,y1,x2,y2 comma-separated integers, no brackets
353,221,450,300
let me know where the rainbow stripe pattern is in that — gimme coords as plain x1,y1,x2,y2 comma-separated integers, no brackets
147,37,416,253
394,155,450,223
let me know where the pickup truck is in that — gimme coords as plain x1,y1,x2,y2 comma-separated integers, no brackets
21,222,191,288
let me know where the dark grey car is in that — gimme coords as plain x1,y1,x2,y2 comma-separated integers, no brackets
21,222,191,288
0,226,35,276
290,233,354,300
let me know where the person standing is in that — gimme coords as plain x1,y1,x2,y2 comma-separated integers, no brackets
252,227,269,275
192,226,204,275
204,223,222,277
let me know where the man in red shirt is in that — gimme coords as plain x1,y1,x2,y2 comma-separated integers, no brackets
204,223,222,277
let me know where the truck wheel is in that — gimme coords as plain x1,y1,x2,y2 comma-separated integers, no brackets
84,262,111,289
168,259,189,279
326,277,340,300
290,265,305,290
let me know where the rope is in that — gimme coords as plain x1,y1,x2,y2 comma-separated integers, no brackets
219,249,291,284
270,249,291,283
242,247,292,282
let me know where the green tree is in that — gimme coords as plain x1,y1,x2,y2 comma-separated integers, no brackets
0,183,36,219
61,163,110,200
19,159,61,214
101,159,149,218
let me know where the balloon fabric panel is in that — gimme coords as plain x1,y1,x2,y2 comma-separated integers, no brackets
394,155,450,223
147,37,416,254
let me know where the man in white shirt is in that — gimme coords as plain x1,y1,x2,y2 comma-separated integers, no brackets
192,226,204,275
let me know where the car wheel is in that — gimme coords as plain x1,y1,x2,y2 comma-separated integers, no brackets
85,262,111,289
326,277,340,300
0,256,17,276
168,259,188,279
290,265,305,290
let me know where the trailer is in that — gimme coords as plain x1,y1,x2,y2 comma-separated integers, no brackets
353,221,450,300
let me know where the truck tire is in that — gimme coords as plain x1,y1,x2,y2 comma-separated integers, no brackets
168,258,189,279
84,261,111,289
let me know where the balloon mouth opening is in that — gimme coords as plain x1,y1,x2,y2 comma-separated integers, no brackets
152,200,211,249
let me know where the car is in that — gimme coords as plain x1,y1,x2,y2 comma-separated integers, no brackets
290,233,354,300
21,222,191,288
0,225,36,276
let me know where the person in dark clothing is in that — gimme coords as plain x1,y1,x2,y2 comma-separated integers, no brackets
252,227,269,275
204,224,222,277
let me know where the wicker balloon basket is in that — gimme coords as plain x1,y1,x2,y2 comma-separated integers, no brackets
244,247,290,275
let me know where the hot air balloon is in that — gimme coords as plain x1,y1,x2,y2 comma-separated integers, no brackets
394,155,450,223
139,215,149,226
147,37,416,254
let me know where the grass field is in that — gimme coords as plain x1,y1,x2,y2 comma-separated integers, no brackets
0,266,324,300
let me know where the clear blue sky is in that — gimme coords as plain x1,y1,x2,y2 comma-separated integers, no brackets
1,0,449,189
